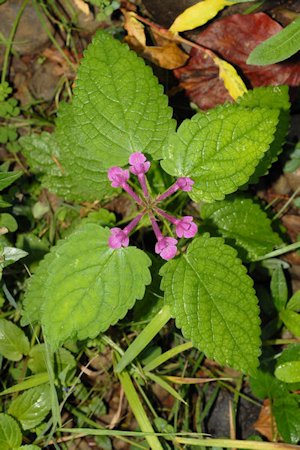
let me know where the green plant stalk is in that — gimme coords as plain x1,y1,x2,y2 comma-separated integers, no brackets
115,304,171,373
65,404,147,449
59,430,300,450
145,371,187,404
44,338,62,428
174,437,300,449
144,341,193,372
273,186,300,220
1,0,29,84
254,241,300,261
32,0,76,71
117,358,164,450
0,372,49,395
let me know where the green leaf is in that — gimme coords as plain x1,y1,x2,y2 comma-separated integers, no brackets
0,373,49,396
21,31,175,202
18,446,41,450
284,144,300,173
275,344,300,385
287,291,300,312
160,234,261,373
237,86,290,183
161,104,279,202
0,171,22,191
201,196,282,260
0,213,17,232
0,318,30,361
23,224,151,349
8,385,51,430
271,266,288,312
21,240,64,326
28,344,76,375
247,16,300,65
20,132,113,204
0,413,22,450
250,369,286,399
275,361,300,383
273,394,300,444
1,246,28,268
280,310,300,336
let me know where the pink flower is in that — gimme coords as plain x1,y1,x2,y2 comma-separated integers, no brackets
108,167,129,188
175,216,198,238
176,177,194,192
108,228,129,249
129,152,150,175
155,237,178,260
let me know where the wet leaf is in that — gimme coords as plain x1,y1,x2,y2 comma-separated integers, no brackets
8,385,51,430
175,13,300,109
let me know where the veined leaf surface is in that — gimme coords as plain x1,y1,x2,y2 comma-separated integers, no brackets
160,234,261,372
21,31,175,202
201,196,282,260
22,224,151,349
161,104,279,202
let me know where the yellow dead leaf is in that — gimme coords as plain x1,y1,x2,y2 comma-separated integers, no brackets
123,10,146,47
169,0,236,33
213,56,247,100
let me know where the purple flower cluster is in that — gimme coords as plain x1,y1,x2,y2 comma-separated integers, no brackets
107,152,197,260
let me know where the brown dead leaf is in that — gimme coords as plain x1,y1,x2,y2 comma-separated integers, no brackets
175,12,300,109
123,11,188,69
143,42,189,70
254,399,277,441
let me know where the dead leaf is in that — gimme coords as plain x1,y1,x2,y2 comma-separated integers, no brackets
169,0,236,33
254,399,277,441
123,10,146,47
174,12,300,109
123,11,188,69
213,55,247,100
144,43,189,69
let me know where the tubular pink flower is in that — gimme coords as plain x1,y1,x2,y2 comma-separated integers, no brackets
176,177,194,192
175,216,198,238
129,152,150,175
129,152,151,198
155,236,178,260
108,228,129,249
108,167,129,188
108,166,143,204
108,212,146,249
156,177,194,202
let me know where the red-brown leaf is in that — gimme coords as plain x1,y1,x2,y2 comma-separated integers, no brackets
175,13,300,109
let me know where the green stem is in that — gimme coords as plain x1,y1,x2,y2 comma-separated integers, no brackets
254,241,300,261
64,404,147,449
174,437,299,449
32,0,76,71
117,357,164,450
263,338,300,346
273,186,300,220
144,341,193,372
115,305,172,373
1,0,29,84
58,430,300,450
